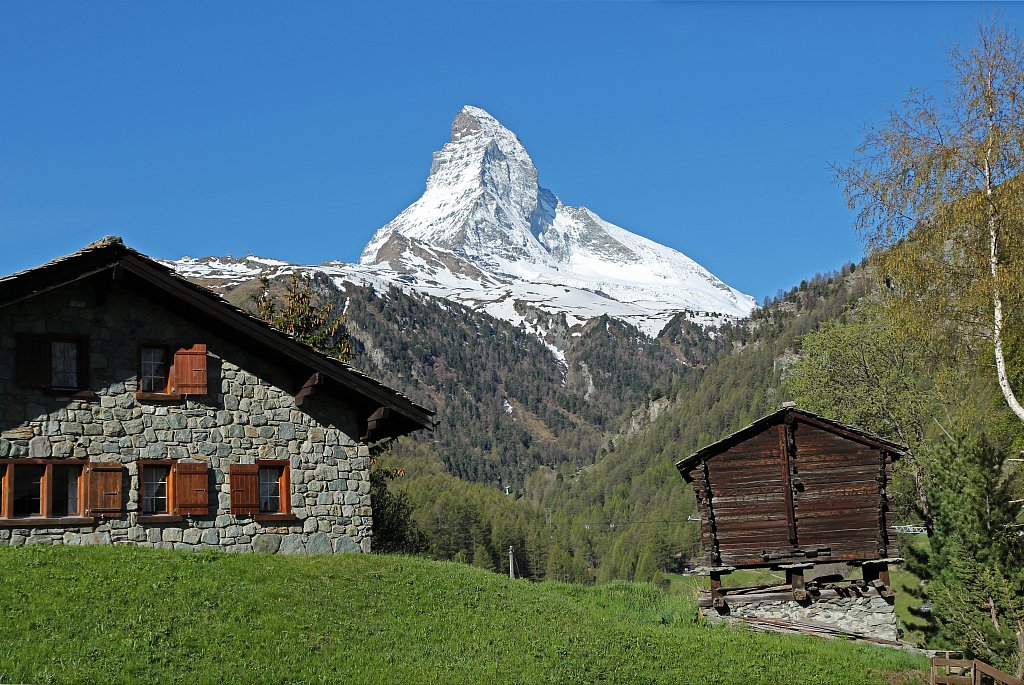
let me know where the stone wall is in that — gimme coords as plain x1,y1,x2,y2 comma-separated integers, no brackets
0,280,373,554
703,596,899,642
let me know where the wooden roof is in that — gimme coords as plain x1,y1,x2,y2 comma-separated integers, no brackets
0,236,434,440
676,406,905,478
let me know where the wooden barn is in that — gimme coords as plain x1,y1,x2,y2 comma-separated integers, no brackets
676,405,905,569
676,404,909,628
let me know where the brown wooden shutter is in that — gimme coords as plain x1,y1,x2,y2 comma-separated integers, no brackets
229,464,260,516
16,334,51,388
173,462,210,516
86,462,123,516
171,344,208,396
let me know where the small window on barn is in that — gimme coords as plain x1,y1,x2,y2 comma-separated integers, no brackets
15,335,91,394
0,459,90,523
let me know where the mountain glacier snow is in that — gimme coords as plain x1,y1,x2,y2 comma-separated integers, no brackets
173,105,755,340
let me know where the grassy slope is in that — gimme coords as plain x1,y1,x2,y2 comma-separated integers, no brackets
0,547,927,685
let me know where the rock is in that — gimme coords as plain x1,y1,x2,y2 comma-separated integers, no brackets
306,532,332,555
166,413,187,429
279,535,305,555
334,536,360,553
28,435,51,458
201,528,220,545
252,534,282,554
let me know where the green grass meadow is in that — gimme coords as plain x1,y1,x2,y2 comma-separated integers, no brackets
0,546,927,684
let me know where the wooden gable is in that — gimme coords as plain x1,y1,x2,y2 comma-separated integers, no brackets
677,408,904,568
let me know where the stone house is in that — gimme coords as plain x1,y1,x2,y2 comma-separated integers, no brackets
0,237,433,553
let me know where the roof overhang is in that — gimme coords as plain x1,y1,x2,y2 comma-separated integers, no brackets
0,237,435,441
675,407,906,478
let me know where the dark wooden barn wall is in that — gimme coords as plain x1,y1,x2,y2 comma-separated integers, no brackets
688,418,895,567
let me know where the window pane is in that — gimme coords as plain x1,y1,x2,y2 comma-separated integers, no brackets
13,465,45,517
51,465,82,517
140,347,167,393
51,341,79,388
143,466,170,514
259,467,281,513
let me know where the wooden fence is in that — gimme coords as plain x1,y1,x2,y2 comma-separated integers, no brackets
930,656,1023,685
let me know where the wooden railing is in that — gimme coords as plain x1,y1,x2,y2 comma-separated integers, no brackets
930,656,1023,685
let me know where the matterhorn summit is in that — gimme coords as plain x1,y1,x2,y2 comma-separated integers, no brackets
172,106,755,342
359,106,755,336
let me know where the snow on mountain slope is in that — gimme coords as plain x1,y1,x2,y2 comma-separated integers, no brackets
171,105,755,340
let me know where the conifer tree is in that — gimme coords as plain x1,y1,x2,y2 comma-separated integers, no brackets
252,272,350,360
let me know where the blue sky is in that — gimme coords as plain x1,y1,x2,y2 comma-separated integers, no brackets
1,2,1020,300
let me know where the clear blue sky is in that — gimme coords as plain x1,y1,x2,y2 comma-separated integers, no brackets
2,2,1020,300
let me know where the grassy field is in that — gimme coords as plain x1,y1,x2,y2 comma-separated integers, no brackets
0,546,928,684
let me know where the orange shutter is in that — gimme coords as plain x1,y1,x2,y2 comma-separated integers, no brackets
173,462,210,516
172,344,208,396
16,334,51,388
229,464,260,516
86,462,123,516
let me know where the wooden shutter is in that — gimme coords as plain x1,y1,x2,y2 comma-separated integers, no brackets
16,334,51,388
229,464,260,516
171,344,208,396
173,462,210,516
86,462,123,516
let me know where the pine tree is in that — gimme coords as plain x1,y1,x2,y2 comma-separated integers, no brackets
252,272,350,360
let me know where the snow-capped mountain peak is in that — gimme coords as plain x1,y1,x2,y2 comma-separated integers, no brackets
358,106,754,334
173,106,755,342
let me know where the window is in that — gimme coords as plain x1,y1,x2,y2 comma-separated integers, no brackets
13,464,44,517
0,459,90,523
259,466,281,513
230,460,291,520
140,346,171,394
51,341,79,389
137,460,210,521
51,464,81,517
142,463,171,515
15,335,91,394
135,343,209,400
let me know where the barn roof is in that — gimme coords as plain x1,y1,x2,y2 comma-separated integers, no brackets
0,236,434,440
675,406,906,476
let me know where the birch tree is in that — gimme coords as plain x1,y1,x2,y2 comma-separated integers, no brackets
837,20,1024,422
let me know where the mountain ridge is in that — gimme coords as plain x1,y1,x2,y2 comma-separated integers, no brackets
172,105,754,341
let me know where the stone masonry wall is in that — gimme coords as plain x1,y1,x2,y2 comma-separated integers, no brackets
0,280,373,554
703,596,899,642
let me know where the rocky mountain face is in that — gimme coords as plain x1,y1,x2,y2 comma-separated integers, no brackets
174,105,754,343
167,106,757,486
361,105,756,337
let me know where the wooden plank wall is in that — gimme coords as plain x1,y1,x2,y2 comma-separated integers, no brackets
688,417,896,567
793,422,891,561
702,429,790,566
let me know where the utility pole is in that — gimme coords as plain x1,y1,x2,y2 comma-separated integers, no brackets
509,546,515,579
